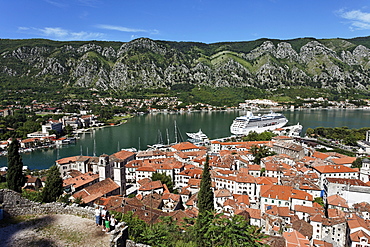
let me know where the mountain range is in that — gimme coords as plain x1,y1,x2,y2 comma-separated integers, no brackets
1,37,370,92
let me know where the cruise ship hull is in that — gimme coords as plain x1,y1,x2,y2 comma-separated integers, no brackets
230,111,288,135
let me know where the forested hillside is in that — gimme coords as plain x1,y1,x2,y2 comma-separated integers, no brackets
1,37,370,102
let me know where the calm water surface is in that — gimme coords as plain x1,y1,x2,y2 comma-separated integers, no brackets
1,109,369,170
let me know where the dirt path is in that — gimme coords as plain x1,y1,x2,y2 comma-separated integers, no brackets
0,214,111,247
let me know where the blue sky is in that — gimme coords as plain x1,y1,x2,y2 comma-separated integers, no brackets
1,0,370,43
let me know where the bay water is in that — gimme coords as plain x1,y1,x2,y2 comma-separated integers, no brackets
1,109,369,170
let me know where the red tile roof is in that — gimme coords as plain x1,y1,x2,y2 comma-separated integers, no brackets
313,164,357,174
139,180,163,191
327,194,348,208
72,178,120,204
111,150,135,160
171,142,199,151
261,185,313,201
283,230,311,247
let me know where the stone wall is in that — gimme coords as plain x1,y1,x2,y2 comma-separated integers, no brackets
0,189,94,219
0,189,138,247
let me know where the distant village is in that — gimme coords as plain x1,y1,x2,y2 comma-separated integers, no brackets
2,97,370,246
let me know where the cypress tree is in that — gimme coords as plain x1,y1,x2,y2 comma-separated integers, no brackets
7,139,26,192
197,155,214,213
195,155,214,246
42,165,63,203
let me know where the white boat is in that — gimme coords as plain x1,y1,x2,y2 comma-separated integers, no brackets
230,111,288,135
186,129,209,142
273,123,303,137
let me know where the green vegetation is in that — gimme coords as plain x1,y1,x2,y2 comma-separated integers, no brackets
22,189,43,202
242,131,276,141
151,172,174,193
42,165,63,203
313,197,325,207
6,139,26,192
1,37,370,110
113,209,266,247
307,126,370,146
352,157,365,168
250,145,276,165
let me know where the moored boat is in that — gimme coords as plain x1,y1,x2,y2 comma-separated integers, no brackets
230,111,288,135
186,129,209,143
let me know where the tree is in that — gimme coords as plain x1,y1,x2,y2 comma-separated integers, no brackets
152,172,174,192
197,212,267,247
313,197,325,207
42,165,63,203
197,155,214,213
195,155,214,246
250,145,276,165
352,157,363,168
7,139,26,192
305,128,314,137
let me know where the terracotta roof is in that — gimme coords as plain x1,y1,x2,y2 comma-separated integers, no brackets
136,150,166,158
326,178,367,186
139,180,163,191
313,164,357,174
313,151,330,160
179,188,191,196
248,164,261,171
261,185,313,201
63,172,99,189
350,230,370,243
256,176,278,185
265,206,291,217
94,195,123,211
327,208,346,218
327,194,348,208
331,156,356,165
312,239,333,247
214,188,232,198
294,205,324,217
178,168,202,178
188,178,201,188
56,156,81,165
72,178,120,204
171,142,199,151
162,193,181,202
347,214,370,231
136,166,156,172
244,208,261,219
283,230,311,247
185,193,198,206
234,194,250,205
111,150,135,160
137,178,152,186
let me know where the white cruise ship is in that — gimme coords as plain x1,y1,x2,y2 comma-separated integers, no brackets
230,111,288,135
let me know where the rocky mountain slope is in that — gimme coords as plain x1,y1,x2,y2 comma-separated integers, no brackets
1,37,370,91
